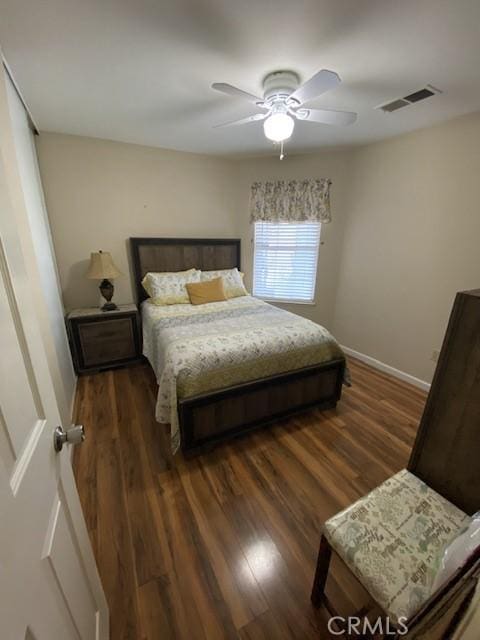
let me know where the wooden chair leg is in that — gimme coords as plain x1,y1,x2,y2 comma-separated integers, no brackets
311,534,332,608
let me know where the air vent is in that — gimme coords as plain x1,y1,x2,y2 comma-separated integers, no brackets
381,99,410,113
377,85,441,113
404,87,435,103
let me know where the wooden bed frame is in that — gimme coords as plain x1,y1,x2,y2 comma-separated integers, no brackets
130,237,345,453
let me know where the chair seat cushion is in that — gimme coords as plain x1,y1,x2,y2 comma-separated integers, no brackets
324,469,470,625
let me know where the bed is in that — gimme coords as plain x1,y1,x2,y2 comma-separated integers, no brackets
130,237,346,454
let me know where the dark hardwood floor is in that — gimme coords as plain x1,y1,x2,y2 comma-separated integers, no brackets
73,357,427,639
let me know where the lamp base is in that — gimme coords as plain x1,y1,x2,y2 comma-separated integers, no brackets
101,302,118,312
99,278,117,311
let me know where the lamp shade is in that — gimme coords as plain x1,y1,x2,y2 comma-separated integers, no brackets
86,251,122,280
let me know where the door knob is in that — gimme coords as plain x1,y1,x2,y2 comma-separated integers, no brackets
54,425,85,452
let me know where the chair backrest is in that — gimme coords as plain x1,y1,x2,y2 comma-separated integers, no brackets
408,289,480,515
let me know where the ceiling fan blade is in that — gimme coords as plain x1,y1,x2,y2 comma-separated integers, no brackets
297,108,357,126
211,83,265,106
288,70,341,106
213,113,268,128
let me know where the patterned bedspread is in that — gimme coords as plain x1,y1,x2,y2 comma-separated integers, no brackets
142,296,345,452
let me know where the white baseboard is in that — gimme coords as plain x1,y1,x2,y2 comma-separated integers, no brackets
341,345,431,392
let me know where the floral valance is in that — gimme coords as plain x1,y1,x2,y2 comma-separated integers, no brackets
249,178,332,223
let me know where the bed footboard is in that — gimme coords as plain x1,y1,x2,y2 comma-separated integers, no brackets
178,358,345,454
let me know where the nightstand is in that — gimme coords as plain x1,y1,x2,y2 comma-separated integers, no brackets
67,304,142,374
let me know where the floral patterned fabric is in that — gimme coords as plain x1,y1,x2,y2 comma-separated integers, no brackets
142,296,344,452
249,179,332,223
142,269,201,305
200,268,248,298
324,469,470,625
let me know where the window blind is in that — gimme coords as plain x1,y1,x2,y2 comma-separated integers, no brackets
253,221,321,303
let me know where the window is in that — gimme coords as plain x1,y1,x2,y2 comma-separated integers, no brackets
253,221,321,303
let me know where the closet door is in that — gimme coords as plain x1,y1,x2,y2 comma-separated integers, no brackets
0,62,109,639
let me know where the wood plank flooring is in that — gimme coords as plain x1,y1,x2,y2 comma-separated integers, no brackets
73,357,427,639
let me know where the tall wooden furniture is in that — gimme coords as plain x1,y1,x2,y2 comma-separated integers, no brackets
311,289,480,635
409,289,480,515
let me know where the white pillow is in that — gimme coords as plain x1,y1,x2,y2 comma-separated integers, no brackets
200,268,247,299
142,269,201,305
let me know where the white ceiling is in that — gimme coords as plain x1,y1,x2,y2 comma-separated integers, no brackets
1,0,480,155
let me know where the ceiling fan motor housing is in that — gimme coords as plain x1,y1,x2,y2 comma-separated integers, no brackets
262,71,300,102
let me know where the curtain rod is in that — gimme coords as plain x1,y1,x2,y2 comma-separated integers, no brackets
2,56,40,135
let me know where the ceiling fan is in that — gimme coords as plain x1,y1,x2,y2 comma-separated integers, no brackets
212,69,357,158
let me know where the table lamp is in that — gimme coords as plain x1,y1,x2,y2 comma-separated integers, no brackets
86,250,122,311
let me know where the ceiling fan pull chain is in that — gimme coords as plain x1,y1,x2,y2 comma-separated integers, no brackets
280,140,285,160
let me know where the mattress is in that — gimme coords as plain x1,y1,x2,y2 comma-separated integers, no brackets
142,295,345,452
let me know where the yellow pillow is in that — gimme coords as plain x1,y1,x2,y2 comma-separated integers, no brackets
186,277,227,305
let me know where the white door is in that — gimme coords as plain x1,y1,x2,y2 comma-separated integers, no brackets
0,89,109,639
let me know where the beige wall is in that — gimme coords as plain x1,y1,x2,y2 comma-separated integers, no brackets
37,112,480,385
36,133,239,309
235,113,480,383
37,132,352,328
333,111,480,383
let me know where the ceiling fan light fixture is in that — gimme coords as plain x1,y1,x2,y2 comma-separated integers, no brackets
263,113,294,142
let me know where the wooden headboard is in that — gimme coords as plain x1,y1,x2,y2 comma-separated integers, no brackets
130,237,241,303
